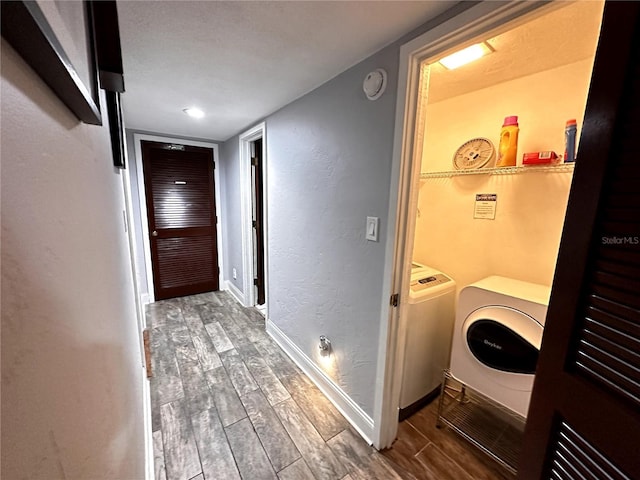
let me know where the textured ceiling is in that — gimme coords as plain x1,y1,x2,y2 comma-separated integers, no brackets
427,1,605,103
118,1,453,141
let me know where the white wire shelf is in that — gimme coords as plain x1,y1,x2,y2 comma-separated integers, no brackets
420,162,575,179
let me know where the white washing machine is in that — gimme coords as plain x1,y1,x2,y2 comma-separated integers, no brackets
450,276,551,418
399,262,456,413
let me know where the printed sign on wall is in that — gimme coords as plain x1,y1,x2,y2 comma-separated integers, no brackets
474,193,497,220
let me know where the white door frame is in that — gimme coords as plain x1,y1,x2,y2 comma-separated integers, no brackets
238,122,268,312
372,0,557,448
133,133,223,304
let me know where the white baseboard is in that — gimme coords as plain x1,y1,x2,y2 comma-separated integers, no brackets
266,320,375,443
141,293,150,306
225,280,246,306
142,372,153,480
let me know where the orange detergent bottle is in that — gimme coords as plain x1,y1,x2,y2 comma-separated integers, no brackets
496,115,519,167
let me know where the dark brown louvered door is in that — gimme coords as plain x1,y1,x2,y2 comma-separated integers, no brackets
252,138,265,305
142,141,219,300
519,3,640,479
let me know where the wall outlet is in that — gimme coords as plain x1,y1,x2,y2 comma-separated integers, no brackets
232,268,237,280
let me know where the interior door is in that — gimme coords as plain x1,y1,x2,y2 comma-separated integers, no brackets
520,3,640,478
142,141,219,300
252,138,266,305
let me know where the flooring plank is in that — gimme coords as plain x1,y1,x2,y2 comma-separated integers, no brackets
414,443,474,480
153,430,167,480
191,407,241,480
379,421,430,477
240,389,300,472
281,373,347,441
226,417,278,480
183,291,222,306
171,327,200,366
191,329,223,371
177,359,216,417
277,458,315,480
147,301,184,329
327,428,404,480
273,398,347,480
205,366,247,427
220,349,259,396
253,337,301,379
244,354,291,405
205,321,235,353
160,400,202,480
405,401,515,480
150,327,185,406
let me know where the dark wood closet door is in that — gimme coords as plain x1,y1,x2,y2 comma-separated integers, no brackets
520,3,640,478
252,138,265,305
142,141,219,300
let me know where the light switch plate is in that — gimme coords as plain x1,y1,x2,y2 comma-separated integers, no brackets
366,216,379,241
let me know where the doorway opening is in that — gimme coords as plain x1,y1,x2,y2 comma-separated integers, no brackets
374,0,605,465
132,133,223,304
239,123,268,313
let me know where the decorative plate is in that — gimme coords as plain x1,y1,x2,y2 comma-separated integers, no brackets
453,137,496,170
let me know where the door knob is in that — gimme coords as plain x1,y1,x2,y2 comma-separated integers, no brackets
152,230,158,237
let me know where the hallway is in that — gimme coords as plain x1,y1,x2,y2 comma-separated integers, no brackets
148,291,409,480
148,290,516,480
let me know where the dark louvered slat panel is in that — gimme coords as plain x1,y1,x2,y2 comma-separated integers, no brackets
570,56,640,410
156,236,214,289
549,422,632,480
151,156,213,229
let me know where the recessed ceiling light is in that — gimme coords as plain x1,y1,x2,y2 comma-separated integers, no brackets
183,107,205,119
439,42,493,70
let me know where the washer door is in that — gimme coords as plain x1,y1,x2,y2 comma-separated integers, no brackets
462,306,543,375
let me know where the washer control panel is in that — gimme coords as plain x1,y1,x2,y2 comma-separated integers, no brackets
413,273,451,291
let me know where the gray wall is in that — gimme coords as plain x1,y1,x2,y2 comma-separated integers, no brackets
266,44,398,415
219,137,244,292
1,40,145,478
218,3,473,417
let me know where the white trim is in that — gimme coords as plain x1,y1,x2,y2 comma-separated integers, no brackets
119,132,154,480
238,122,268,312
266,320,374,443
141,293,150,307
142,374,153,480
225,280,246,306
373,0,553,449
132,133,223,303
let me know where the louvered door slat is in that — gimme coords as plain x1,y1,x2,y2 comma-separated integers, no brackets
590,284,640,311
581,332,640,377
584,311,640,352
592,271,640,293
549,423,632,480
589,296,640,323
142,141,219,300
594,259,639,278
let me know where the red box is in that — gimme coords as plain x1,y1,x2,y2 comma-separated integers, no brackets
522,151,559,165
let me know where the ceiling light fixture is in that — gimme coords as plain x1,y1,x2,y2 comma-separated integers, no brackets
183,107,205,119
438,42,493,70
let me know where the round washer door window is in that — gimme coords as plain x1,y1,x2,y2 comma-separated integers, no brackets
462,306,543,374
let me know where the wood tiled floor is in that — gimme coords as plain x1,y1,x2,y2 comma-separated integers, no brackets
381,399,516,480
148,291,512,480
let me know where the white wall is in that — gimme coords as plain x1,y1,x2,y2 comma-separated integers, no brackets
1,40,145,479
413,59,594,291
